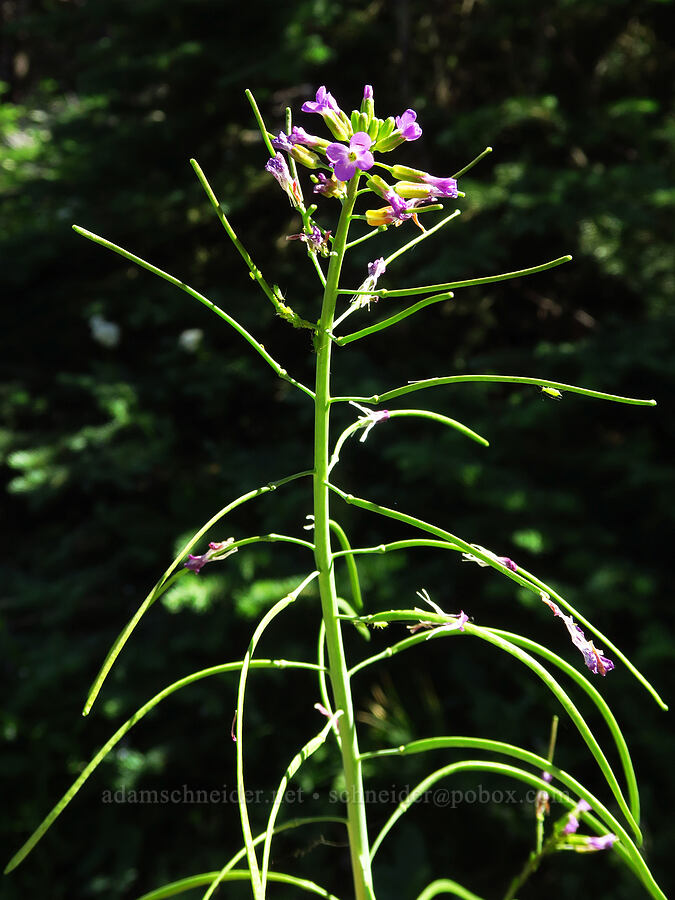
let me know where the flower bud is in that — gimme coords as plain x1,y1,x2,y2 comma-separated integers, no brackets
377,116,396,140
366,174,393,198
373,132,405,153
360,85,375,123
323,110,351,141
367,117,381,141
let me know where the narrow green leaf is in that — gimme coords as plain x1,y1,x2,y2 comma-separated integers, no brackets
416,879,486,900
201,816,347,900
82,470,313,716
334,373,656,408
234,573,320,899
136,868,343,900
72,225,315,400
261,714,342,896
4,659,325,875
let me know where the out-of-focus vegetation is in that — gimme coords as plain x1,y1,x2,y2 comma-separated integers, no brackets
1,1,673,898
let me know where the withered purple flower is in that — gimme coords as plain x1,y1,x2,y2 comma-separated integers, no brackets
265,153,301,206
185,538,237,573
542,595,615,676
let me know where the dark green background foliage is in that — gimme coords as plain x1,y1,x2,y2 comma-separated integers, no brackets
1,1,673,897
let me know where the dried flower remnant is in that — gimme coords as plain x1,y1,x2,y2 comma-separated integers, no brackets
265,153,302,206
410,589,469,637
541,595,615,676
287,225,332,256
349,401,390,442
350,257,386,310
184,538,237,573
461,544,518,572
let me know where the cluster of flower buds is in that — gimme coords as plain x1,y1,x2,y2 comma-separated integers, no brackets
265,84,460,233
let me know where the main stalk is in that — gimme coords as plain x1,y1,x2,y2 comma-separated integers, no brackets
312,176,374,900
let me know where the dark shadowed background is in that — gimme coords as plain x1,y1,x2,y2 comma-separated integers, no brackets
1,1,674,898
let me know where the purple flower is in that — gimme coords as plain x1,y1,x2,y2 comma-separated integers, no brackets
185,539,237,573
395,109,422,141
290,126,325,148
585,834,616,851
563,814,580,836
421,174,458,198
326,132,374,181
301,85,340,116
265,153,301,206
384,189,413,220
562,798,592,835
542,595,615,676
271,131,294,152
542,771,553,784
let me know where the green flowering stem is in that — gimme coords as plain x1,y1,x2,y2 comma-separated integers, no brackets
245,88,276,158
536,716,559,853
328,483,539,593
200,817,348,900
234,572,319,899
333,292,454,344
329,520,364,611
415,880,485,900
336,254,572,299
313,173,375,900
190,159,277,299
316,622,338,742
345,225,388,251
335,374,657,408
3,658,326,875
81,469,313,716
223,533,315,554
332,538,462,559
72,225,315,400
260,713,343,897
451,145,493,179
136,868,343,900
383,210,461,267
329,411,487,478
193,157,321,321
